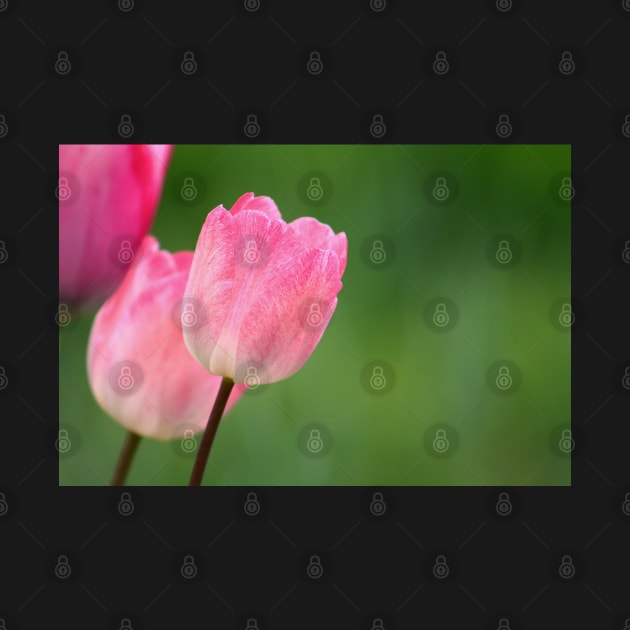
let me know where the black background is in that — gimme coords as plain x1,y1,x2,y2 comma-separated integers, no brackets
1,0,630,628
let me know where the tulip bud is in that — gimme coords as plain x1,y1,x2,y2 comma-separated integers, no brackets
59,144,173,314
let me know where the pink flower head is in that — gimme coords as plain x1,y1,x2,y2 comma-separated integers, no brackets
59,144,173,314
183,192,347,386
87,235,245,439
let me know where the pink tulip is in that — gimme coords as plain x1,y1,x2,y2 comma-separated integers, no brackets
59,144,172,314
87,236,246,440
182,192,347,385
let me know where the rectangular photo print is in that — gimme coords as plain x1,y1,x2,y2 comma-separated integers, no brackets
58,144,571,486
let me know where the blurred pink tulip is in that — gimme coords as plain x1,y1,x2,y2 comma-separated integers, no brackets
59,144,172,314
87,236,246,440
183,192,347,386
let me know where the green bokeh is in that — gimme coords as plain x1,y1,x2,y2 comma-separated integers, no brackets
59,144,571,486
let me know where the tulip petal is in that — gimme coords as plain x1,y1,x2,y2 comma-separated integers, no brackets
229,192,282,221
59,144,172,313
234,247,342,383
289,217,348,275
183,207,236,373
208,209,299,377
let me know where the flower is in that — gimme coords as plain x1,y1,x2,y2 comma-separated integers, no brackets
59,144,172,314
182,192,347,385
87,236,245,439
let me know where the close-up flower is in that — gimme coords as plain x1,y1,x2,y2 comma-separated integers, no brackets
182,192,348,386
87,235,245,440
59,144,172,314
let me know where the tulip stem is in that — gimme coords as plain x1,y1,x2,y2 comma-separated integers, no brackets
111,430,142,486
188,377,235,486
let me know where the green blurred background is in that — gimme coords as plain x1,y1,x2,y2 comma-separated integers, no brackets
59,144,571,486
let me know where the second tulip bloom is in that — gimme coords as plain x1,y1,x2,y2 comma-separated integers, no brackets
87,236,245,440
